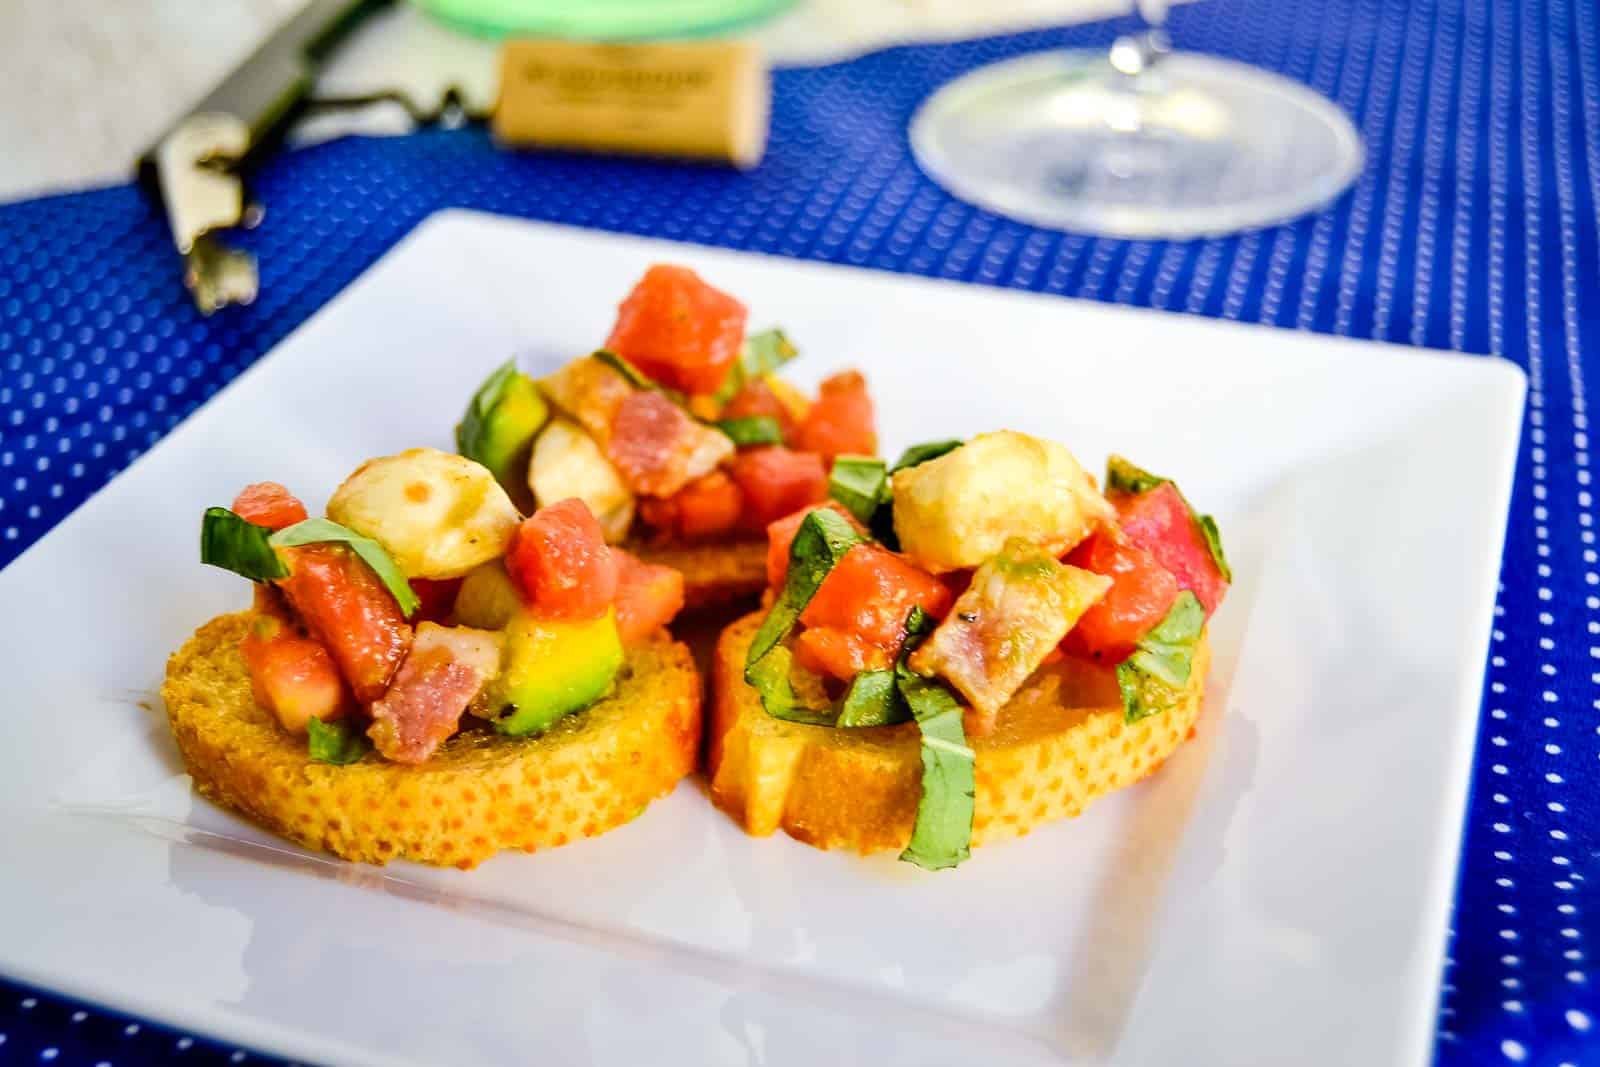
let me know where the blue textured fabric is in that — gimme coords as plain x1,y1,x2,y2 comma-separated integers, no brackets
0,0,1596,1063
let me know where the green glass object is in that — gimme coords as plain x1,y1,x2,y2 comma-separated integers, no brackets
414,0,794,40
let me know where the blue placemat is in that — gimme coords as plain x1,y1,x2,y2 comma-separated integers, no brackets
1,0,1596,1063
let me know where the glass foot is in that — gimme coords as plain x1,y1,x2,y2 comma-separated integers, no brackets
910,50,1364,239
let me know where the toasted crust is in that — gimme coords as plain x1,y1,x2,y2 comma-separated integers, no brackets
708,612,1209,854
162,612,701,869
630,538,767,609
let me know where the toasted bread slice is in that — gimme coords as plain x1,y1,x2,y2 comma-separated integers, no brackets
709,611,1209,854
163,612,701,868
630,538,767,609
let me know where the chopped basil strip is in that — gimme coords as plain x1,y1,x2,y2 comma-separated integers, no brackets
201,507,290,581
711,328,799,406
745,508,866,669
271,517,422,618
838,605,936,728
1197,515,1232,583
828,455,889,526
747,645,838,725
717,415,784,447
890,438,963,473
593,348,657,391
1103,455,1232,583
307,717,371,765
898,673,974,871
835,670,899,727
1116,591,1205,723
742,328,798,378
455,359,517,462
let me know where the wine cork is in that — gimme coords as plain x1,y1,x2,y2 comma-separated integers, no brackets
492,39,769,169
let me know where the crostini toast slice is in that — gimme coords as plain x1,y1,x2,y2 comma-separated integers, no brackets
708,611,1209,854
163,612,700,869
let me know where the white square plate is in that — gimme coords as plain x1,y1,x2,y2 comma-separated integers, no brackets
0,211,1523,1067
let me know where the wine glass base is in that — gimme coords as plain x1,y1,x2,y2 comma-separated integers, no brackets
910,50,1364,239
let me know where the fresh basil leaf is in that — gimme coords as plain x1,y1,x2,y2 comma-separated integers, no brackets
890,439,963,473
743,328,799,378
1197,514,1233,583
747,645,838,725
455,359,518,462
1103,455,1232,583
201,507,289,581
828,455,889,526
745,508,867,670
717,415,784,447
710,329,800,408
897,673,974,871
593,348,657,391
271,518,422,618
306,717,371,765
835,670,899,727
1117,591,1205,723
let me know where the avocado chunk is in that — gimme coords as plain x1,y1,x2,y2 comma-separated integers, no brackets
488,608,623,736
457,362,549,510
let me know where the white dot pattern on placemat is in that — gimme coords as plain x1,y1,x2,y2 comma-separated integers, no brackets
0,0,1598,1063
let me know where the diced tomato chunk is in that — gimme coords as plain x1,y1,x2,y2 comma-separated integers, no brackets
605,264,747,395
231,482,307,531
730,446,828,532
276,544,413,703
800,544,953,662
721,378,795,439
794,626,890,682
790,370,876,462
611,549,686,645
765,502,864,589
1063,529,1180,662
507,498,619,620
410,578,462,624
1114,483,1229,615
638,470,744,542
239,589,352,734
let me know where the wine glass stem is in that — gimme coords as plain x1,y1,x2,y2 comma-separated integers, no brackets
1111,0,1172,76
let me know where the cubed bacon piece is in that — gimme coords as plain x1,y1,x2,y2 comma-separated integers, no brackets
507,499,619,620
607,390,735,498
637,470,744,542
538,354,636,448
730,446,828,531
367,622,503,764
276,544,413,703
908,539,1110,737
238,586,352,735
765,501,865,589
611,548,686,644
605,264,748,395
790,370,876,463
231,482,308,531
